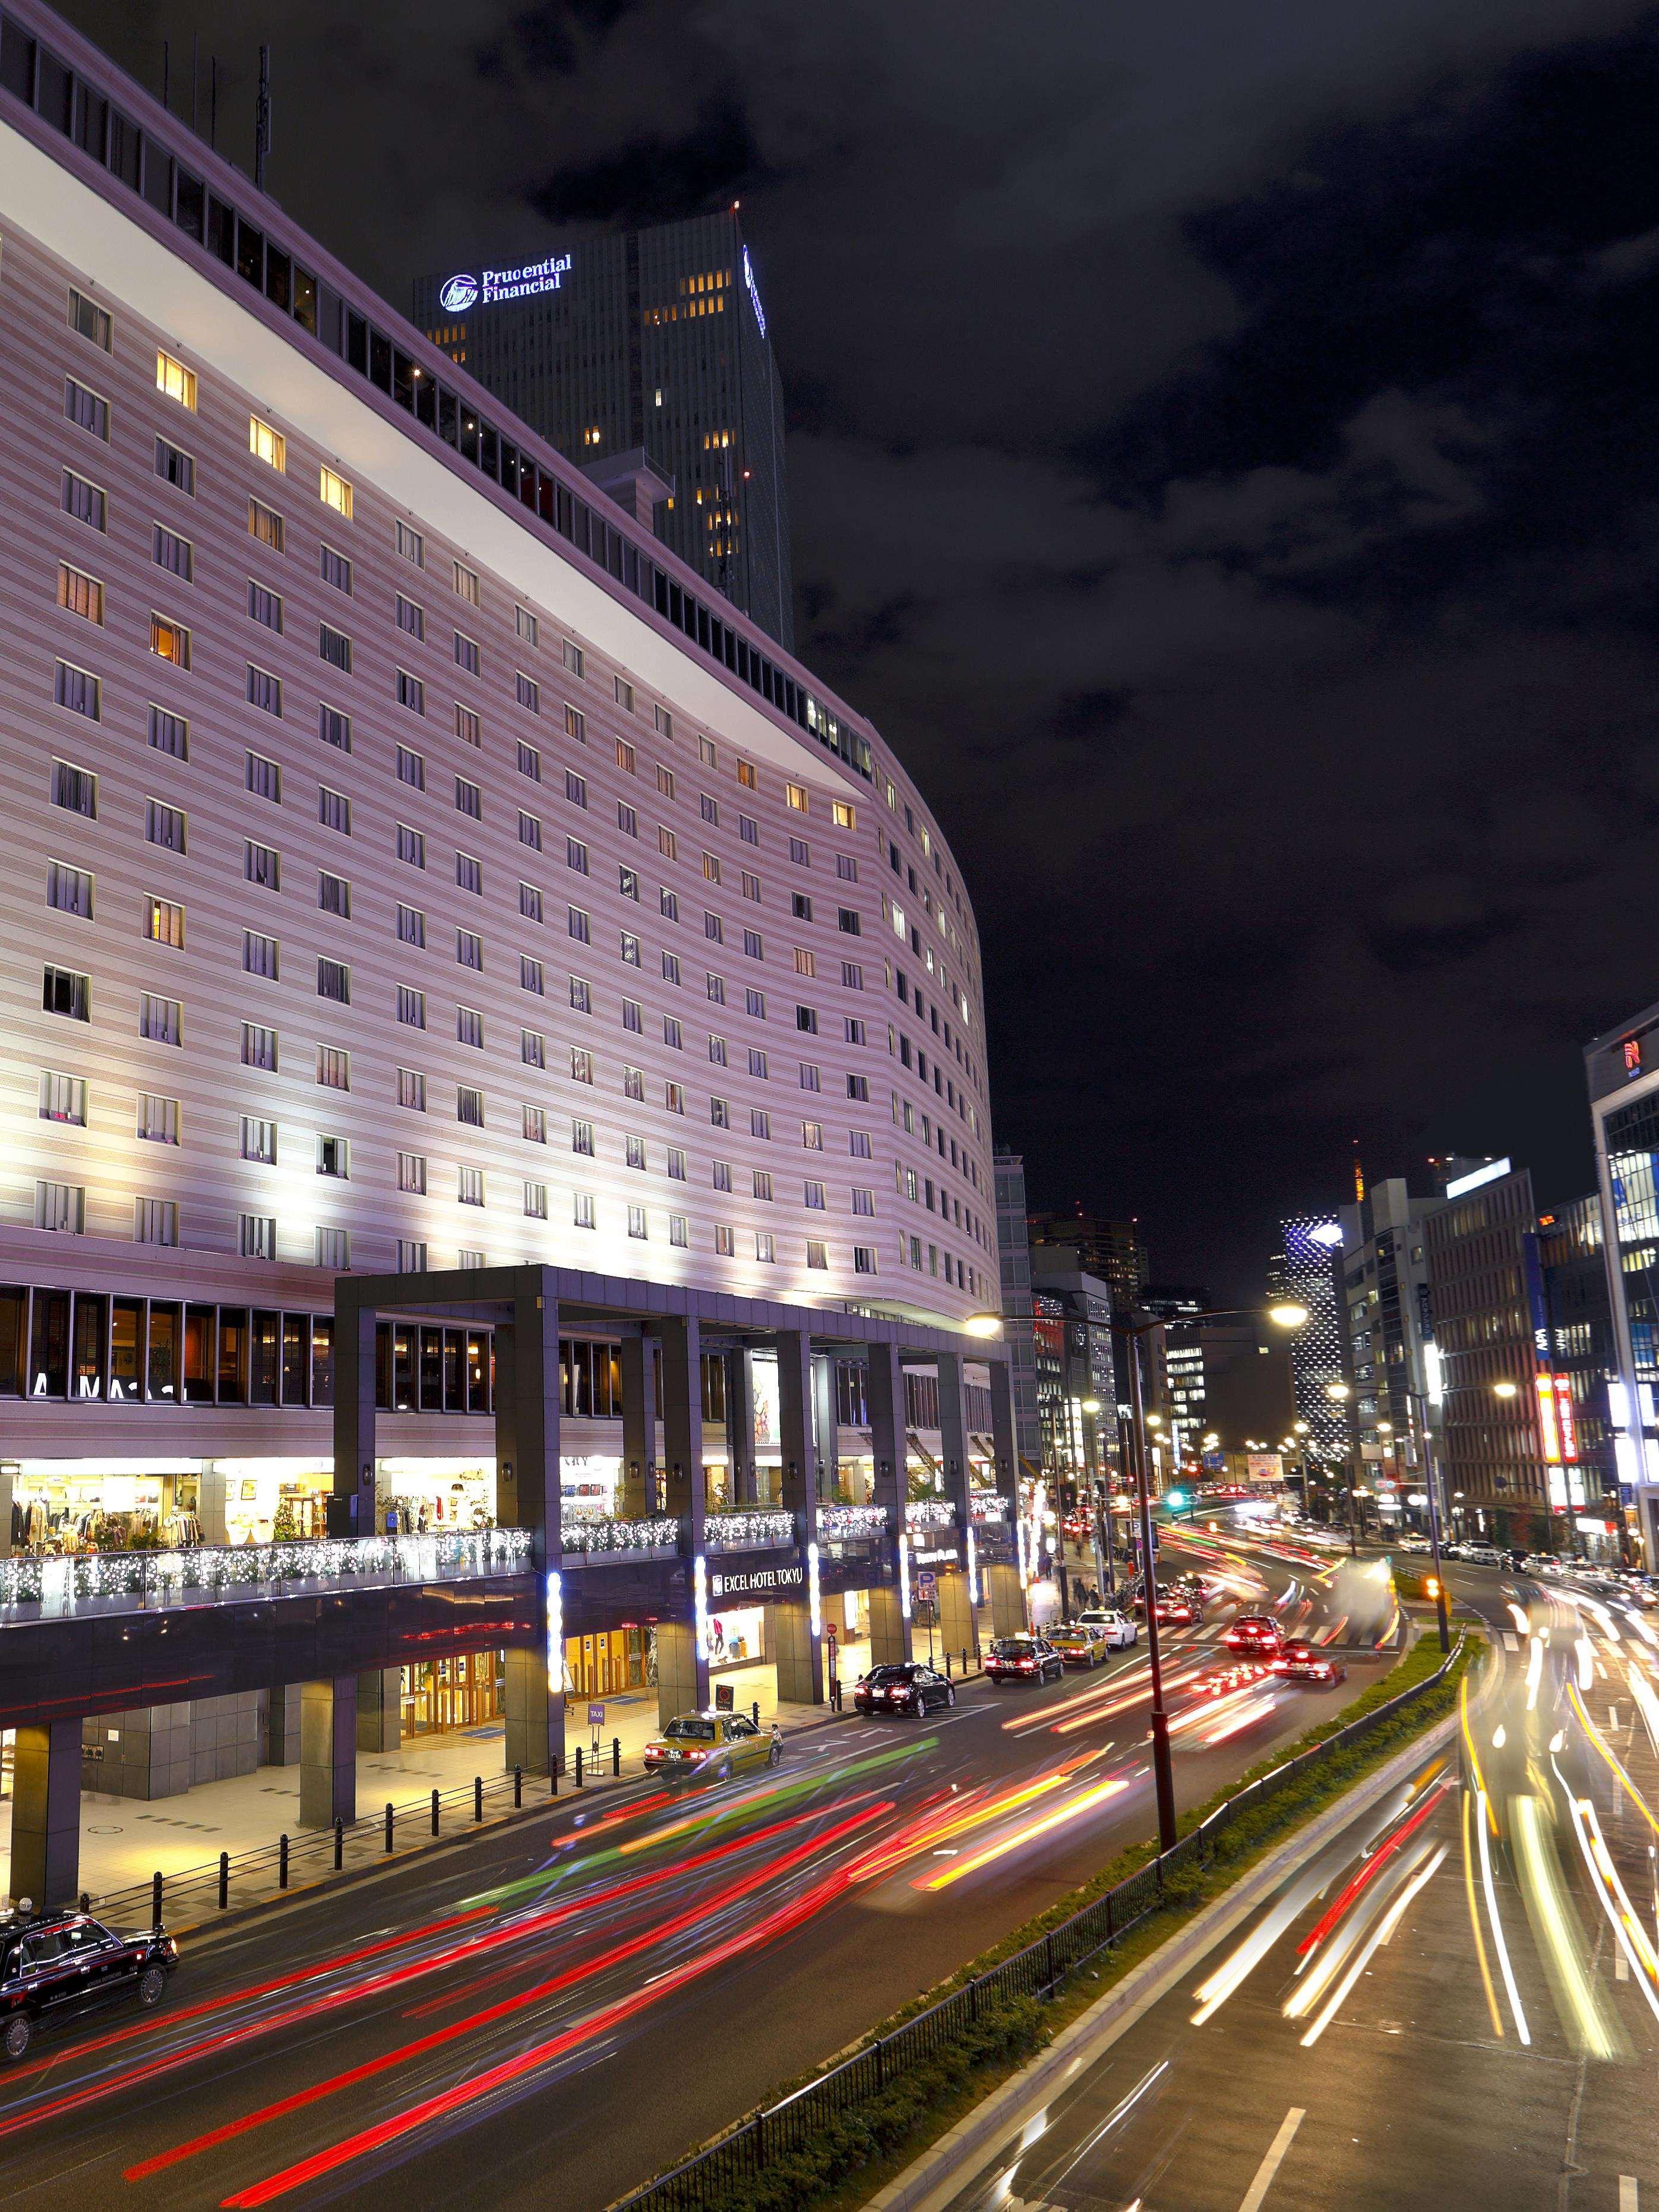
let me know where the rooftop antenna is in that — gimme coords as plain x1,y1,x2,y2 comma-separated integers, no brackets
254,45,271,191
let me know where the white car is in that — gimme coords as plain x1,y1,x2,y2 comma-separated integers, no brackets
1463,1543,1505,1566
1077,1607,1137,1649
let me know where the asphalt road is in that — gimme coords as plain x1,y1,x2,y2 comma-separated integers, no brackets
0,1534,1402,2212
941,1557,1659,2212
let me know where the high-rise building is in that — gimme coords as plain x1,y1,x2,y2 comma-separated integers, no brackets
1029,1264,1118,1496
993,1152,1042,1474
1274,1213,1347,1463
1585,1003,1659,1559
1334,1175,1444,1533
1028,1211,1148,1318
1535,1194,1620,1559
1140,1284,1211,1461
415,213,794,650
0,0,1017,1889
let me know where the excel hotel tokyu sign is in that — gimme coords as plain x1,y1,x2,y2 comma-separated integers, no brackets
438,254,573,315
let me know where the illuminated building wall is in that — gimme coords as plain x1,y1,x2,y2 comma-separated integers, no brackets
1275,1212,1348,1461
0,0,996,1467
416,212,794,651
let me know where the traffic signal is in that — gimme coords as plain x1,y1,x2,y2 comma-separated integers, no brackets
1424,1576,1441,1601
1165,1489,1188,1512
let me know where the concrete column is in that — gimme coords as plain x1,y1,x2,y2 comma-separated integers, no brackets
813,1353,840,1503
266,1683,301,1766
937,1568,981,1666
620,1329,657,1516
727,1348,757,1504
866,1341,912,1667
197,1462,229,1545
658,1316,707,1552
936,1351,974,1524
655,1618,709,1728
10,1720,81,1908
331,1297,378,1538
775,1328,824,1706
298,1676,356,1830
356,1668,402,1753
501,1279,563,1777
987,1357,1020,1512
985,1563,1029,1638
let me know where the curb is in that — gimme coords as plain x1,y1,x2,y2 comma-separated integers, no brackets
864,1701,1467,2212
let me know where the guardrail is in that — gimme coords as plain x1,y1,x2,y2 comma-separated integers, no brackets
0,1528,532,1617
561,1515,682,1557
816,1504,888,1543
610,1631,1468,2212
704,1509,795,1553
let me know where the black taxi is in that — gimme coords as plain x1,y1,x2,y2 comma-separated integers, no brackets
1,1908,179,2061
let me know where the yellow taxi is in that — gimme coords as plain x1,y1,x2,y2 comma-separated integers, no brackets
1047,1623,1108,1669
642,1710,782,1781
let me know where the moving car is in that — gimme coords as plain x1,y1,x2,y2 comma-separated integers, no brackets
1047,1624,1108,1669
1462,1543,1505,1566
1078,1607,1137,1649
1,1910,178,2062
1398,1535,1432,1555
1270,1640,1348,1686
985,1635,1064,1685
853,1662,956,1717
1224,1614,1284,1656
642,1710,781,1781
1190,1660,1271,1696
1151,1591,1197,1626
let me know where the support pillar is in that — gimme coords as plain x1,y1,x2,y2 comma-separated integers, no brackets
266,1683,301,1766
620,1329,657,1516
813,1353,840,1503
985,1563,1029,1638
330,1297,378,1538
356,1669,402,1752
935,1350,980,1658
727,1347,757,1504
501,1278,564,1777
298,1677,356,1830
983,1353,1028,1635
866,1340,913,1667
775,1328,824,1705
655,1618,707,1728
10,1719,81,1908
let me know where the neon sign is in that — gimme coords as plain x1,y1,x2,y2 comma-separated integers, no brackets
438,254,574,315
1535,1373,1581,1464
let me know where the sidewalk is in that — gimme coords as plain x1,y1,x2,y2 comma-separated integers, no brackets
0,1633,889,1913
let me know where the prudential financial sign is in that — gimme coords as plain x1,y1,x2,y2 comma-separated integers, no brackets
438,254,574,315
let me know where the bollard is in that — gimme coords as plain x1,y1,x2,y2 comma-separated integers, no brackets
944,1651,953,1680
78,1890,90,1915
551,1752,560,1797
612,1736,620,1778
514,1764,523,1809
575,1745,584,1789
151,1870,163,1930
962,1646,968,1677
751,1699,760,1728
333,1819,343,1871
278,1833,289,1891
473,1775,484,1824
218,1851,229,1911
431,1787,441,1837
384,1802,394,1854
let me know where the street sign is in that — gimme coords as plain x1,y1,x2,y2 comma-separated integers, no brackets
715,1682,734,1711
915,1569,937,1601
586,1702,605,1730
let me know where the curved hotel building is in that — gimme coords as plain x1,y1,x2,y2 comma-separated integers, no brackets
0,0,1022,1886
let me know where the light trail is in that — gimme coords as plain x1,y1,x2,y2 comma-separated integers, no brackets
917,1775,1131,1891
1510,1792,1622,2059
1525,1635,1546,1714
1568,1684,1659,1844
1297,1847,1446,2048
1475,1788,1531,2046
1561,1786,1659,2025
1461,1787,1505,2037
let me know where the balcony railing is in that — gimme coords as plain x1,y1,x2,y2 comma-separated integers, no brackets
560,1515,682,1557
704,1509,796,1553
0,1528,532,1620
968,1492,1010,1525
903,1499,959,1530
817,1504,890,1544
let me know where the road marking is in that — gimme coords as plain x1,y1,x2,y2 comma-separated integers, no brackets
1238,2107,1305,2211
1620,2181,1638,2212
1503,1632,1519,1652
1616,1948,1631,1982
1610,1707,1621,1731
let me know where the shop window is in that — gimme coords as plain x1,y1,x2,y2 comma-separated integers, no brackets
282,1313,309,1405
71,1293,106,1401
311,1316,335,1406
0,1287,26,1397
217,1309,248,1404
467,1330,490,1412
146,1302,181,1402
183,1304,214,1403
420,1326,444,1409
249,1309,280,1406
110,1298,143,1402
443,1329,466,1411
393,1325,416,1411
28,1290,69,1399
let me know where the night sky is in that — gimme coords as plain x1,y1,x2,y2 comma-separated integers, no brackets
58,0,1659,1294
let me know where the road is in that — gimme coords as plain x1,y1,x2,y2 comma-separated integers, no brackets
0,1534,1399,2212
942,1556,1659,2212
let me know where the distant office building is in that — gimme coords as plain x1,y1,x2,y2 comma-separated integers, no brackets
994,1153,1042,1474
1142,1284,1211,1461
417,211,794,648
1423,1162,1552,1546
1028,1211,1148,1319
1029,1265,1118,1496
1192,1316,1299,1457
1275,1213,1348,1464
1536,1195,1620,1557
1585,1004,1659,1557
1335,1176,1445,1530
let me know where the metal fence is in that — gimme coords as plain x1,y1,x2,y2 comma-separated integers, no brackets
609,1632,1467,2212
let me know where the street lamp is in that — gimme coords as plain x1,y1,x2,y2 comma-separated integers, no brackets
1113,1300,1307,1854
1325,1379,1360,1554
1493,1379,1519,1399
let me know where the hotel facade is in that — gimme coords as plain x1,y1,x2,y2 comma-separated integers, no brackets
0,0,1022,1876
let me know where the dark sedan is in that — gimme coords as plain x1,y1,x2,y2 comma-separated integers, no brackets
2,1910,179,2061
985,1636,1064,1685
1270,1639,1348,1686
853,1662,956,1717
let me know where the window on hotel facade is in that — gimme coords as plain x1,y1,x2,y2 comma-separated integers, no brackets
40,1072,86,1124
62,470,106,530
320,467,352,517
46,861,93,918
242,1023,278,1071
154,436,194,494
53,661,100,720
249,417,285,470
64,377,109,439
156,350,196,409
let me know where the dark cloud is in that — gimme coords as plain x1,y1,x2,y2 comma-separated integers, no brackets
54,0,1659,1291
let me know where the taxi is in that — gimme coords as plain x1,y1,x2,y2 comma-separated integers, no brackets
1047,1623,1108,1669
2,1909,179,2062
642,1709,780,1781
